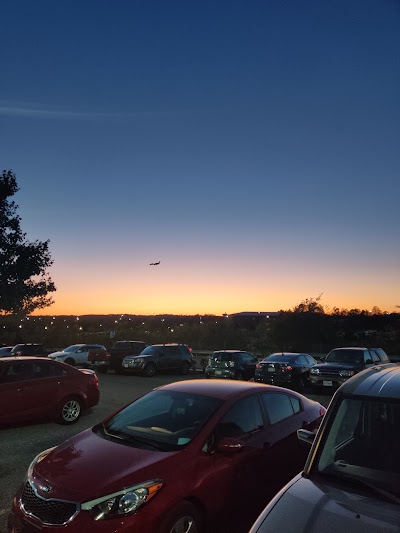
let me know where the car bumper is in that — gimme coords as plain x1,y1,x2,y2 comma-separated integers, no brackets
8,492,160,533
309,376,348,388
205,368,236,379
254,374,293,385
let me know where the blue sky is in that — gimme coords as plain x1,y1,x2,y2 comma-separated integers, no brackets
2,0,399,315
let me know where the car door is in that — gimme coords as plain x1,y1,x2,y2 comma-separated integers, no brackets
157,346,177,371
0,361,35,423
192,394,268,530
23,361,61,418
240,352,258,379
259,391,311,482
74,345,91,365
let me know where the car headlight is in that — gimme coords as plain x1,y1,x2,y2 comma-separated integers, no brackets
339,370,355,377
310,368,320,375
81,480,164,520
27,447,56,478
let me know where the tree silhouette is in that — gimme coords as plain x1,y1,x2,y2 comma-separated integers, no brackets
0,170,56,315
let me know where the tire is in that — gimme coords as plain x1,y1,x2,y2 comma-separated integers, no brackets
56,397,82,425
161,501,203,533
97,366,108,374
142,363,156,377
299,375,307,391
180,361,190,375
64,358,75,366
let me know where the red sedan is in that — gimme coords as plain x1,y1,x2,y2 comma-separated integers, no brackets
0,357,99,426
8,380,325,533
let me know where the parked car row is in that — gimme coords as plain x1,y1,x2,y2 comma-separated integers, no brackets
2,342,394,391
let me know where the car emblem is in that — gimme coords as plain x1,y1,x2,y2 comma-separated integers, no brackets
39,485,52,493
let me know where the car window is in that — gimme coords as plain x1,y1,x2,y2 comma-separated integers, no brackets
369,350,380,363
363,350,373,363
306,355,317,365
217,395,263,437
0,362,32,383
261,393,298,424
297,356,307,365
241,352,256,363
32,362,66,379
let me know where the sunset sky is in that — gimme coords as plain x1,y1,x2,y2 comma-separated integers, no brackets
2,1,399,316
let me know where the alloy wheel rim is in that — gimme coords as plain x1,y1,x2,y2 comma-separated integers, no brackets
62,400,80,422
170,516,198,533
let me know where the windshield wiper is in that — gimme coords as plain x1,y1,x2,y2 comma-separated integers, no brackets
322,462,400,504
102,425,168,451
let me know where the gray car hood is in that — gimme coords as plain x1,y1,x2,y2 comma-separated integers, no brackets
253,474,400,532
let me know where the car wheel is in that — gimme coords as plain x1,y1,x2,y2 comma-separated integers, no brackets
97,366,108,374
142,363,156,377
56,397,82,424
180,361,190,375
161,501,202,533
64,358,75,366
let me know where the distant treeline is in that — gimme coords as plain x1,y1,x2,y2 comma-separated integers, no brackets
1,304,400,356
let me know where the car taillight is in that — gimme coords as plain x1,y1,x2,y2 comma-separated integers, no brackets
320,406,326,417
282,365,293,372
256,363,262,369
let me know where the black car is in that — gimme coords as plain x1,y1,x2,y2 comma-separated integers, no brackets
309,346,391,390
121,343,193,377
254,352,317,390
205,350,258,381
9,344,49,357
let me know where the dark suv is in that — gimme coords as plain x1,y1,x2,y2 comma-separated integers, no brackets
310,346,390,390
121,343,193,377
9,344,49,357
205,350,258,381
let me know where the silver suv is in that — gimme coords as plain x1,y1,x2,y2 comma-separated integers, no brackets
250,363,400,532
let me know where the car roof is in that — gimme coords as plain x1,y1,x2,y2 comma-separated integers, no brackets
329,347,368,351
267,352,308,357
338,364,400,399
0,356,53,363
155,379,299,400
212,350,247,353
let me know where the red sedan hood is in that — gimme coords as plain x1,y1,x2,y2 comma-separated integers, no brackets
31,428,182,502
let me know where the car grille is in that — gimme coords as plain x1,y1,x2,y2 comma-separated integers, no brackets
318,370,341,378
20,481,79,525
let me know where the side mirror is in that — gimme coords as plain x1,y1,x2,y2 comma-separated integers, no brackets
365,359,374,365
297,429,316,449
216,437,245,453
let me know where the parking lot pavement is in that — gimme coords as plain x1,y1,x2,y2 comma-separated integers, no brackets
0,372,332,532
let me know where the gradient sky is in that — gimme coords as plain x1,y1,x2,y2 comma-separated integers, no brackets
2,0,399,315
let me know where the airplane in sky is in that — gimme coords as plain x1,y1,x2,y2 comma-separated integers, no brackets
149,261,161,266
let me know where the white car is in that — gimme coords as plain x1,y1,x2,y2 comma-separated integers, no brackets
48,344,106,366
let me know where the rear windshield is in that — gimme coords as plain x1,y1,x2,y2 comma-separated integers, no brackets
264,355,297,363
212,352,237,362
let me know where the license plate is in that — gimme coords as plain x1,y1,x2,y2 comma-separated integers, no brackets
215,370,222,375
267,367,275,373
123,364,129,368
323,380,333,386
